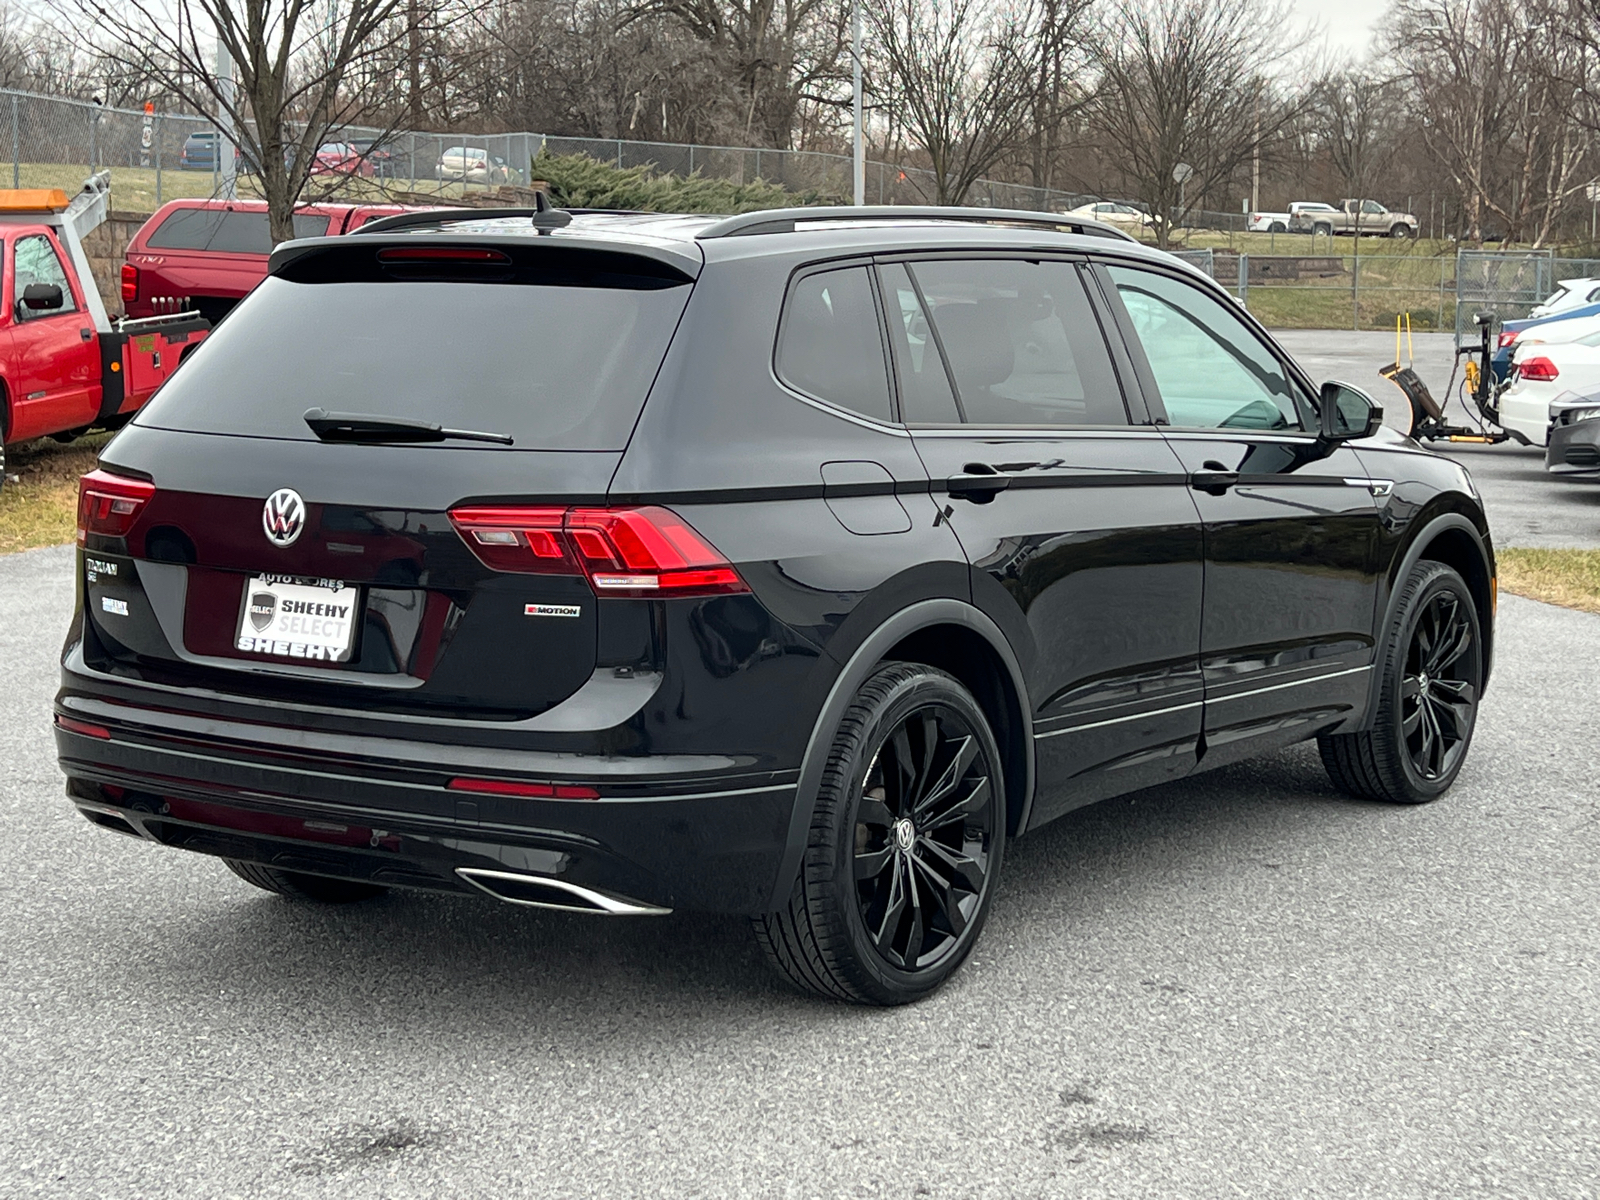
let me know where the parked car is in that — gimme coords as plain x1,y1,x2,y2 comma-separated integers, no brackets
1290,199,1419,238
310,142,374,178
438,147,515,185
121,199,415,324
1545,390,1600,477
1491,302,1600,382
0,174,206,491
1498,330,1600,444
1247,211,1290,233
56,204,1495,1005
1529,277,1600,320
350,138,396,179
1062,201,1152,231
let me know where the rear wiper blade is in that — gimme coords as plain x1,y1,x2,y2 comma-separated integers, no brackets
303,407,513,446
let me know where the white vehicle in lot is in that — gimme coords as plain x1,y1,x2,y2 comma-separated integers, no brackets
1499,330,1600,445
1502,310,1600,358
1529,277,1600,319
1062,201,1152,231
1247,210,1290,232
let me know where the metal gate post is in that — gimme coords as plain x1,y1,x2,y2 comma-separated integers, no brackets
1238,253,1249,307
9,94,16,189
1351,253,1360,331
155,116,163,205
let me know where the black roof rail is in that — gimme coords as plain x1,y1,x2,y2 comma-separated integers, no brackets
354,192,574,236
694,205,1139,243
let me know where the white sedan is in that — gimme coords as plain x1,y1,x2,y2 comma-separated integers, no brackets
1499,330,1600,445
1064,201,1153,231
1528,277,1600,320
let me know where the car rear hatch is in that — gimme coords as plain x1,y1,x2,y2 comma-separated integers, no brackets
82,231,701,721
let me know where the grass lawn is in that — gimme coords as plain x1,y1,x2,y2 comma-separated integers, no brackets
1496,548,1600,615
0,433,109,555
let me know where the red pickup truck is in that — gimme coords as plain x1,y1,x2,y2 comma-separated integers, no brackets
121,198,408,323
0,175,207,489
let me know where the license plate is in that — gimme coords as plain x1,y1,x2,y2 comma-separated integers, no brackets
235,576,359,664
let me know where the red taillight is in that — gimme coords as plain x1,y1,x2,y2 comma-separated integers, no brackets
55,714,112,740
120,262,139,302
76,469,155,543
1498,330,1518,349
448,778,599,799
1518,356,1559,381
448,505,748,597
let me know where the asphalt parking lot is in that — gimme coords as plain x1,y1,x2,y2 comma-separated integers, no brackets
3,329,1598,1197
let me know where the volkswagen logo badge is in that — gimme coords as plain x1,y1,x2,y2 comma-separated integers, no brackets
262,488,305,548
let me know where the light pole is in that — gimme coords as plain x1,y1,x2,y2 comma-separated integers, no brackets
852,0,864,206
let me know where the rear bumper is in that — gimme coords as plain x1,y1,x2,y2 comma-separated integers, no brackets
54,703,799,916
1546,418,1600,476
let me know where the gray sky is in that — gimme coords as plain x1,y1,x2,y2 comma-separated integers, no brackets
1301,0,1390,57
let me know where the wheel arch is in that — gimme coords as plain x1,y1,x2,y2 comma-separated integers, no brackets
1361,513,1495,727
767,599,1034,912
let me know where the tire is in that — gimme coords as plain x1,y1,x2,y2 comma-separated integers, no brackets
1390,224,1413,239
223,858,387,903
1320,561,1482,804
754,662,1006,1005
1313,222,1334,238
1270,221,1287,233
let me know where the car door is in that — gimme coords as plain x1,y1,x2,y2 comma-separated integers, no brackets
1092,260,1384,768
6,229,99,440
882,254,1205,825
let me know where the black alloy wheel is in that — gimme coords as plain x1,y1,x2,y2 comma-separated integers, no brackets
755,663,1005,1004
1320,561,1482,804
1400,586,1479,782
852,704,996,973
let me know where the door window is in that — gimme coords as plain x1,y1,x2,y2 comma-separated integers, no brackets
775,265,894,422
13,234,76,320
881,263,961,423
1361,200,1386,215
1105,265,1306,431
900,258,1127,426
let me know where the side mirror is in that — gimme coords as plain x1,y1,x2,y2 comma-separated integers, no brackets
1319,380,1383,440
20,282,64,313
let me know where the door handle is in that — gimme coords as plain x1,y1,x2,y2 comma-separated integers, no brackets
946,464,1011,503
80,327,93,341
1189,463,1240,494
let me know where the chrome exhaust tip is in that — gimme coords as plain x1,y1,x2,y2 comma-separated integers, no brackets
455,867,671,916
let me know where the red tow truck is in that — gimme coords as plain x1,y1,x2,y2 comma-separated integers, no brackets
0,172,207,489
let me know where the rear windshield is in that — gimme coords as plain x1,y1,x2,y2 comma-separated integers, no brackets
144,209,332,253
135,275,692,450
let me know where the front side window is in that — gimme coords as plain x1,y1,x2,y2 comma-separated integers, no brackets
775,266,893,422
1361,200,1386,215
1106,264,1304,431
906,258,1127,427
14,234,76,320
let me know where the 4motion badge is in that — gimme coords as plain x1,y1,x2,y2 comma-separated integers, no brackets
525,603,581,618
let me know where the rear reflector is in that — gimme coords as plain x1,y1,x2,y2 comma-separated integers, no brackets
55,715,111,740
448,504,748,597
1518,356,1559,381
448,778,599,800
77,469,155,543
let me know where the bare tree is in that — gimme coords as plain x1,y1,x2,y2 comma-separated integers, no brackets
1021,0,1097,192
1320,68,1401,220
58,0,414,244
1088,0,1314,247
867,0,1043,205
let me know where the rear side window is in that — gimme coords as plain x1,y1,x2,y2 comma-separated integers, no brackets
775,266,893,422
136,259,692,451
145,208,331,253
906,258,1127,426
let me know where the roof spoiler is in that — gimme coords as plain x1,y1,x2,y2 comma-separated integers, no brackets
354,191,575,236
695,205,1139,243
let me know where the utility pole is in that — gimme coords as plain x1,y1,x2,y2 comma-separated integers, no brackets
1251,93,1260,216
407,0,422,129
852,0,864,206
217,41,237,200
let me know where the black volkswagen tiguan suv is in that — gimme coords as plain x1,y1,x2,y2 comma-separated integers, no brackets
56,205,1494,1004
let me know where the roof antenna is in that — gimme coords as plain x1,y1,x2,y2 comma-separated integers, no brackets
530,189,571,235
